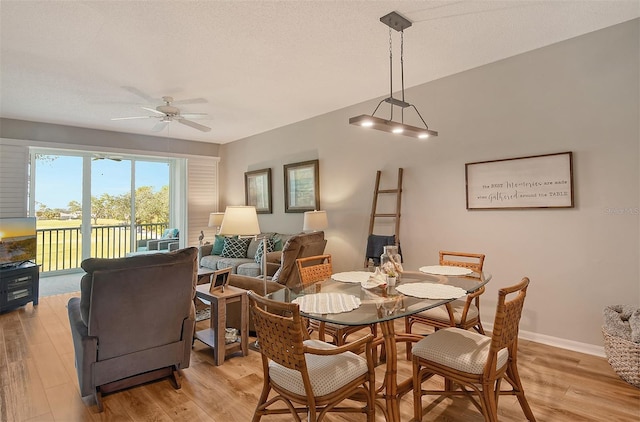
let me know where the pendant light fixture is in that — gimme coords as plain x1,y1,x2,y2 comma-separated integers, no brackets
349,11,438,139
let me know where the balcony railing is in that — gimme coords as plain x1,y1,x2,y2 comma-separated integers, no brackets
36,223,169,273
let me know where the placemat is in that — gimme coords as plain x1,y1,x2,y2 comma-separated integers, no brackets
418,265,473,276
396,283,467,299
292,293,361,314
331,271,372,283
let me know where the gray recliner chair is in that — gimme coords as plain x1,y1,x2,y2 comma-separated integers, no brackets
67,247,198,411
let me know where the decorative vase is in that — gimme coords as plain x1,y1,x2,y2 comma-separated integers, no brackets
380,245,403,278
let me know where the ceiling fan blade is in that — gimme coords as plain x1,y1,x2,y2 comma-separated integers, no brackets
177,118,211,132
172,97,207,105
121,86,157,103
151,121,170,132
141,106,165,115
111,116,153,120
180,113,208,119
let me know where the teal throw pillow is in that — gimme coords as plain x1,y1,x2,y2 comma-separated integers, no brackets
220,237,251,259
273,238,283,251
211,235,235,255
254,237,275,264
162,228,179,239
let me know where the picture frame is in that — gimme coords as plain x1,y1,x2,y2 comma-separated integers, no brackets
209,267,232,293
465,151,574,210
244,168,272,214
284,159,320,213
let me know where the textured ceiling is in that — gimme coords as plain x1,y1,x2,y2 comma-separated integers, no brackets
1,1,638,144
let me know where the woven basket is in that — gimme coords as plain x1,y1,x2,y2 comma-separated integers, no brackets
602,328,640,388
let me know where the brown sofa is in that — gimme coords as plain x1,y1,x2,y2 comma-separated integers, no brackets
67,248,198,411
224,230,327,332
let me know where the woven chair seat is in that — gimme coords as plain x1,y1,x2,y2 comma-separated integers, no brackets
413,327,508,375
417,300,479,324
269,339,369,397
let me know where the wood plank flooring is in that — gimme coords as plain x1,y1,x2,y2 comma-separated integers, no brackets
1,292,638,421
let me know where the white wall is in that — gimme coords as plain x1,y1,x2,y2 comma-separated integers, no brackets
219,19,640,351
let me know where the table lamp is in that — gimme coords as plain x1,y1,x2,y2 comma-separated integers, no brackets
208,212,225,234
303,210,328,232
218,206,268,294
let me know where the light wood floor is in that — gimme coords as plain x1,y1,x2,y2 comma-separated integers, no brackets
1,292,639,422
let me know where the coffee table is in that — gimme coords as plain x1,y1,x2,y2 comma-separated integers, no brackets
194,283,249,366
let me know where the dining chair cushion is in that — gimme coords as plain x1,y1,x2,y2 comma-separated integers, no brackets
412,327,509,374
268,339,369,397
417,300,479,324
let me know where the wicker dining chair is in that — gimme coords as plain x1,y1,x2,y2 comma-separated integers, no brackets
406,251,487,337
296,255,377,346
248,291,376,422
412,277,535,422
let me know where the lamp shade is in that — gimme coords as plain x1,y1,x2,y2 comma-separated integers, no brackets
208,212,225,228
219,206,261,236
303,210,328,232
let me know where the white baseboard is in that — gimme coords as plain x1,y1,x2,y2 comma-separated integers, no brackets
484,323,605,358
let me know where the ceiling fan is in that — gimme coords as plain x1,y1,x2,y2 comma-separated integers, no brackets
111,96,212,133
92,154,123,162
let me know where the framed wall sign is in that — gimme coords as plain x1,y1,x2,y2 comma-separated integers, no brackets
465,152,574,210
284,159,320,213
245,168,272,214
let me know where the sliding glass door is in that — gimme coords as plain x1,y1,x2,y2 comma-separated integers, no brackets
32,150,176,273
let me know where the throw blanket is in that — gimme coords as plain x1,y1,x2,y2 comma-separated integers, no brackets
603,305,640,343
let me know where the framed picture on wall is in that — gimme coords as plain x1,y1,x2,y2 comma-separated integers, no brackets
284,159,320,213
245,168,272,214
465,151,574,210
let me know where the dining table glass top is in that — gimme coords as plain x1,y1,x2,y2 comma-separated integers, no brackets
268,270,491,326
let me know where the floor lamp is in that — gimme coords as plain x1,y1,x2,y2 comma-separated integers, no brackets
218,206,267,295
218,206,265,350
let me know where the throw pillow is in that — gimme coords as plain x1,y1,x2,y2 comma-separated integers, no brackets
211,235,236,255
254,237,275,264
273,237,283,251
220,237,250,259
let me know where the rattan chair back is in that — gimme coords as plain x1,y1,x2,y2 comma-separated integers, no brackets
439,250,485,274
490,277,528,353
248,291,307,371
296,254,332,286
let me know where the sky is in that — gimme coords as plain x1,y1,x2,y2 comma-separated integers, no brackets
34,155,169,210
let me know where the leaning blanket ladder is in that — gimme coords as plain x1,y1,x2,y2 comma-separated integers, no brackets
364,168,403,266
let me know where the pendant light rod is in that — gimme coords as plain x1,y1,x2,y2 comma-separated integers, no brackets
349,11,438,139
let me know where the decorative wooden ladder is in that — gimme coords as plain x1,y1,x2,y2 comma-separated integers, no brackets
364,168,403,266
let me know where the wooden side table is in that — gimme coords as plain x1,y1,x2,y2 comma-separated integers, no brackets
197,267,216,285
194,284,249,366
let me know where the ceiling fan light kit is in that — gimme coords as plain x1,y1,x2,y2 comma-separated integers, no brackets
349,11,438,140
111,95,212,132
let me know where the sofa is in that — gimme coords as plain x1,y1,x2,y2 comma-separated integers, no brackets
198,231,327,332
67,247,198,411
198,232,294,277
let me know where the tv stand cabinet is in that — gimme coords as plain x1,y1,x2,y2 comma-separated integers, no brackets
0,262,39,313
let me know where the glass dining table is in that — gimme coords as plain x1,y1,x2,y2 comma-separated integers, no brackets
268,269,491,422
